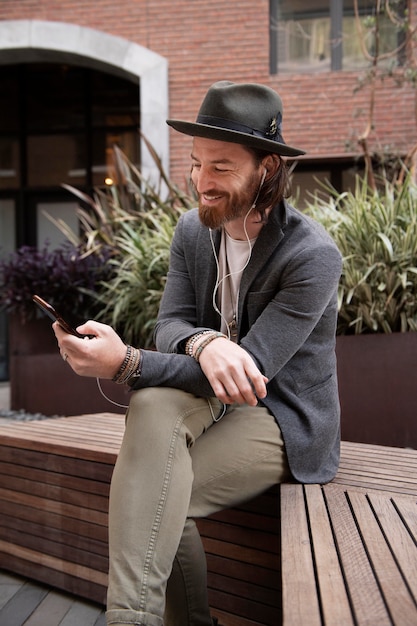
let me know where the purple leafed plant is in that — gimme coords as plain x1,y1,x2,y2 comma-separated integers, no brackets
0,242,113,324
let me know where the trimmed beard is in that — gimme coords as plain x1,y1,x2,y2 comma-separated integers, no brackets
194,170,260,230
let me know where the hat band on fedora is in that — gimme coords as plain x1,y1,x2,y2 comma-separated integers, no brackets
196,113,284,143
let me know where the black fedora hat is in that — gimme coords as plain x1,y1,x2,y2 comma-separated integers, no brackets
167,81,305,157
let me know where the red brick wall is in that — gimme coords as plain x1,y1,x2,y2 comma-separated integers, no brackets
1,0,415,184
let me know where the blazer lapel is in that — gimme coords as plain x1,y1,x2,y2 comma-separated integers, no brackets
197,227,222,328
237,203,286,330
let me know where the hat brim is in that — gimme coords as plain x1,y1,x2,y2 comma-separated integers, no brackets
167,119,305,157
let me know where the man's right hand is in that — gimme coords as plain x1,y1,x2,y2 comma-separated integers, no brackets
197,337,268,406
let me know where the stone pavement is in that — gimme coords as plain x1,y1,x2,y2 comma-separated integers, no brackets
0,570,106,626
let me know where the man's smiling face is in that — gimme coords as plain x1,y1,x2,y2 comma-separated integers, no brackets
190,137,264,230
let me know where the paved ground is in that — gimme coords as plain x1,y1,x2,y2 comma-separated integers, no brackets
0,570,106,626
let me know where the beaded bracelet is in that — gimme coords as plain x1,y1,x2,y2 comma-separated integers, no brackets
194,332,228,363
112,345,132,382
112,345,130,382
119,348,142,384
125,349,143,384
185,330,214,357
112,345,142,384
115,347,141,384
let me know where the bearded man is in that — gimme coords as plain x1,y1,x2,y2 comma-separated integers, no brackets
54,81,342,626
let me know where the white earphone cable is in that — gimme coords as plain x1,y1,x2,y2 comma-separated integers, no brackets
209,168,266,337
96,377,129,409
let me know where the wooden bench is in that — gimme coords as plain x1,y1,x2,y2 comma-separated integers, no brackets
0,413,280,626
0,413,120,606
281,442,417,626
0,415,416,626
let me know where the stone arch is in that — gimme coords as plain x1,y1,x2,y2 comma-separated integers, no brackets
0,19,169,178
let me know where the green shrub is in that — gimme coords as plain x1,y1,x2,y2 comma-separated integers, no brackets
58,142,194,346
96,209,181,347
306,174,417,334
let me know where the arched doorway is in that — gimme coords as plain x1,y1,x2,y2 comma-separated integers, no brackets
0,20,168,380
1,62,142,248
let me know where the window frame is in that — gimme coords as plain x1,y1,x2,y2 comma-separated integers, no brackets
269,0,406,74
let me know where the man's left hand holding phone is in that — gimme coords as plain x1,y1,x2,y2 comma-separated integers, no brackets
33,294,128,380
33,295,90,338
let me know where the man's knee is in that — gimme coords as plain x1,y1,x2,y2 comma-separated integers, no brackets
126,388,215,445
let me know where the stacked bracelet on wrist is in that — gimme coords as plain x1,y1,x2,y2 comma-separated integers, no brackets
112,345,142,384
185,330,213,357
194,331,228,363
185,330,228,361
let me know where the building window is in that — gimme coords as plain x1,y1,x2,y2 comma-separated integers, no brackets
270,0,405,74
0,63,140,248
0,63,140,194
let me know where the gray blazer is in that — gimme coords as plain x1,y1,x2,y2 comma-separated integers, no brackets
130,201,343,484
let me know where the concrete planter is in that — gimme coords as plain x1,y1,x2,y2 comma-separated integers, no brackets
336,332,417,448
8,317,417,446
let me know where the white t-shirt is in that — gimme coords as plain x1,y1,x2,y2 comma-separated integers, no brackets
217,229,257,341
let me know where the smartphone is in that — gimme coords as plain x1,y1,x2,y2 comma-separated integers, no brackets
32,294,86,338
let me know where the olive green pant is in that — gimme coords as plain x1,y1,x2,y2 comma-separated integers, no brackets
106,387,290,626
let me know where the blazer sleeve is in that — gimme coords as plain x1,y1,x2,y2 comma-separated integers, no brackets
128,349,215,396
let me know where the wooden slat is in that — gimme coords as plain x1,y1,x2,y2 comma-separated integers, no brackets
281,483,417,626
0,413,124,461
0,513,108,558
0,540,107,588
206,486,281,621
198,517,279,553
304,484,354,625
324,486,392,625
348,490,417,624
207,569,278,605
334,441,417,496
207,585,278,624
0,499,108,543
0,487,107,526
0,446,114,483
206,553,278,590
207,505,278,533
0,460,111,497
394,496,417,540
368,492,417,602
211,609,262,626
0,474,108,511
280,483,322,626
202,536,276,570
